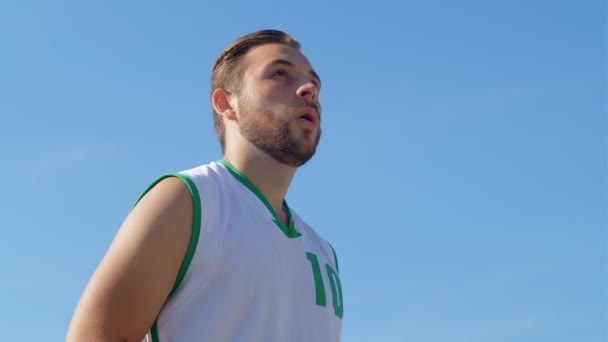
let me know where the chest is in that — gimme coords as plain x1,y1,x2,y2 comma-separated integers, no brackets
218,203,318,294
211,199,343,321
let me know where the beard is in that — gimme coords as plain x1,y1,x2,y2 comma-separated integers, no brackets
238,102,321,167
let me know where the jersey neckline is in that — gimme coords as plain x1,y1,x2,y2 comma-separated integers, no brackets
217,159,302,239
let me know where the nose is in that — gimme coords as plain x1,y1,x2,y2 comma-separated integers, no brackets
296,80,318,102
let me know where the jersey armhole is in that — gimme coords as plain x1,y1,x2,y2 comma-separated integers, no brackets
132,173,202,294
136,173,202,342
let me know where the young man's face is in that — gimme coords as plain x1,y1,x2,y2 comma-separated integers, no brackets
235,43,322,167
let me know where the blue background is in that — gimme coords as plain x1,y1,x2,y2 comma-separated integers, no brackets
1,0,606,340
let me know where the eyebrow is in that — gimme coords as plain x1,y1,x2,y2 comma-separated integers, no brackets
270,58,322,88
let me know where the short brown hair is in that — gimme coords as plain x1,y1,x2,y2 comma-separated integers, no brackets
210,30,301,152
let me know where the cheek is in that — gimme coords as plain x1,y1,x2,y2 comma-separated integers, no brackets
259,105,288,124
258,93,292,114
239,86,296,118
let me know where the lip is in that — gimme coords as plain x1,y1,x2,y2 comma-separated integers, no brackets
297,107,319,128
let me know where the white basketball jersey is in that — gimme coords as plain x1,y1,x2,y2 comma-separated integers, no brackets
142,160,343,342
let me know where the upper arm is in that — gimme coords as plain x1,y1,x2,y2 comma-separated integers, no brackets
67,176,195,341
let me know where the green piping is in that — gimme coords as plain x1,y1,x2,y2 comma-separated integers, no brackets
151,322,160,342
217,159,301,238
133,173,202,342
168,174,201,294
328,243,339,274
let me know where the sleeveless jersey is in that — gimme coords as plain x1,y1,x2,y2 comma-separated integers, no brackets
142,160,343,342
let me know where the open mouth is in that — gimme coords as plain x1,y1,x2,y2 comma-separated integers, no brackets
300,113,313,122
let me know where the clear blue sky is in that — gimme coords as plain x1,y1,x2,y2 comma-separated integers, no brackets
1,0,606,341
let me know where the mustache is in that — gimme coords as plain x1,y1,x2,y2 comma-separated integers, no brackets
300,100,320,120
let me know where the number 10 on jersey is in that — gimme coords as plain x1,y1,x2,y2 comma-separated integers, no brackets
306,252,344,318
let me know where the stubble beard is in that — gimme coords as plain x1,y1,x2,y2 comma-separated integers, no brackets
238,105,321,167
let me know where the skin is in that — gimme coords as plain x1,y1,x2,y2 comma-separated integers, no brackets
218,43,321,223
66,43,321,341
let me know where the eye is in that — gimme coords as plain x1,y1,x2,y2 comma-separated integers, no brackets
272,69,288,77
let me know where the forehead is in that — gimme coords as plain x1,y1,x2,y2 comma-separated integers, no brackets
242,43,313,74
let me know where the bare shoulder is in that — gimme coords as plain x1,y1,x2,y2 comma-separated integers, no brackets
67,176,194,341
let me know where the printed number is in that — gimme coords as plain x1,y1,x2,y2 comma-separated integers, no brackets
306,252,344,318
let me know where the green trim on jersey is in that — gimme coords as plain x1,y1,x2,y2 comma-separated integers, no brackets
151,322,160,342
328,243,339,274
218,159,301,238
133,173,202,342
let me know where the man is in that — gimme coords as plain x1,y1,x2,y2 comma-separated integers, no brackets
67,29,343,342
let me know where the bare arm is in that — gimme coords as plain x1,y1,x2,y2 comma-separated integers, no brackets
66,177,193,341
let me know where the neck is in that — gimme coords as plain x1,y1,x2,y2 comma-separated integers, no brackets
223,148,297,220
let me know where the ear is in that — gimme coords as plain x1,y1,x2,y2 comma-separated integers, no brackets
212,88,238,121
